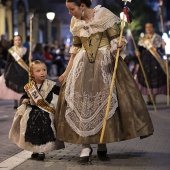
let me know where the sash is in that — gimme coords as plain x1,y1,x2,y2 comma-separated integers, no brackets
24,81,55,115
8,48,29,72
143,38,167,74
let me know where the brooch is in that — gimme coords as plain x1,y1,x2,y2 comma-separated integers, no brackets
83,26,89,30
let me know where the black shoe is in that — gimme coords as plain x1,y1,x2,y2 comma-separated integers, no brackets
78,147,93,163
97,150,110,161
31,153,39,159
37,153,45,161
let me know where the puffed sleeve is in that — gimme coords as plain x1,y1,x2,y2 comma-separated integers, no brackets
107,24,127,59
52,85,60,95
69,36,82,54
20,92,29,105
106,24,120,39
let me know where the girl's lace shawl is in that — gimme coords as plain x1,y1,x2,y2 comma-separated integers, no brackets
70,5,121,38
28,79,56,107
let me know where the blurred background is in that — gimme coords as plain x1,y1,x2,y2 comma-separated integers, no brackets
0,0,170,77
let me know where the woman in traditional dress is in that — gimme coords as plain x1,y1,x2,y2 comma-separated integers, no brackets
134,22,167,105
0,35,29,108
55,0,154,163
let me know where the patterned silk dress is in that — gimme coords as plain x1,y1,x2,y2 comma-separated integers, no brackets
55,5,154,144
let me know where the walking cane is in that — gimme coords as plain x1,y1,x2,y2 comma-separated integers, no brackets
29,13,34,82
129,29,157,111
100,0,132,143
158,0,169,106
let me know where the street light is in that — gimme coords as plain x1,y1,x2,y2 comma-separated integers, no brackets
46,12,55,44
46,12,55,22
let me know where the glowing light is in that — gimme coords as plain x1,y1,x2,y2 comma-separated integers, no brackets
46,12,55,21
140,32,145,38
14,31,18,36
163,55,167,60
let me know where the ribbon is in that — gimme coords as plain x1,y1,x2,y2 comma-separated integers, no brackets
123,6,133,23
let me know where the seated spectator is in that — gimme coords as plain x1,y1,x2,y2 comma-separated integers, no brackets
32,43,45,61
44,45,53,75
53,47,66,76
23,36,30,50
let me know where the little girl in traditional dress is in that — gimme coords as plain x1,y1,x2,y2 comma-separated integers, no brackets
9,60,64,160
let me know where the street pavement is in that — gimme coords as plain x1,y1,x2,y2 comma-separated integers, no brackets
0,95,170,170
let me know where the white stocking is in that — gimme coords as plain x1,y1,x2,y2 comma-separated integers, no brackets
80,144,91,157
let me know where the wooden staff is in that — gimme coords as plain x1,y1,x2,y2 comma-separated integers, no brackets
29,13,34,82
159,0,165,33
165,51,170,106
100,1,128,143
129,29,157,111
158,0,169,106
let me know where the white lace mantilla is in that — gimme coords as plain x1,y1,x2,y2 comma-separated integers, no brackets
12,46,27,57
70,5,121,38
138,33,163,49
65,48,118,137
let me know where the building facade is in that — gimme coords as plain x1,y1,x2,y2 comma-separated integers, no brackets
0,0,101,44
0,0,169,44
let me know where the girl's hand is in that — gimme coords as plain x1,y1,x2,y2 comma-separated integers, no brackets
22,99,29,104
58,73,66,84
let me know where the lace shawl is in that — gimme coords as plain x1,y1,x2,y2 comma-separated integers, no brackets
138,33,163,49
70,5,121,38
12,46,27,57
69,5,127,57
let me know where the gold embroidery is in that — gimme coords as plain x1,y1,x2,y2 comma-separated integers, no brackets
24,81,55,115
